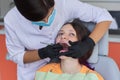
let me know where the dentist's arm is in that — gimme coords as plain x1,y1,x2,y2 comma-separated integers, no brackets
89,21,112,44
24,44,62,63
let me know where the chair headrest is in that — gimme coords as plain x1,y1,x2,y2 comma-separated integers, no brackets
83,22,108,63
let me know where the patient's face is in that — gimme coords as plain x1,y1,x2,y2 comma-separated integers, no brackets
56,24,78,45
56,24,78,60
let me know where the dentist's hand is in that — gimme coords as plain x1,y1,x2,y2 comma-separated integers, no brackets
38,43,63,59
60,37,95,58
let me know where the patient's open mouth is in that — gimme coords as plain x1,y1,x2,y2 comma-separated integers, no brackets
60,43,69,53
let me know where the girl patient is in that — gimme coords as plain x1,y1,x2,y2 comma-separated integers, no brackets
35,18,104,80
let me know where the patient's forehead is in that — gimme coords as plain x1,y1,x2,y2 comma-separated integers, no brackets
60,24,75,32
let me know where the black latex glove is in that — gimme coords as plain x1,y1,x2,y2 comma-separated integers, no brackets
50,55,61,63
38,43,63,59
60,37,95,58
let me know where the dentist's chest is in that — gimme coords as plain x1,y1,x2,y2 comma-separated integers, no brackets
17,18,65,50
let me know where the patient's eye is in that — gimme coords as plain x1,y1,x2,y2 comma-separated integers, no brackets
57,32,64,36
69,33,76,37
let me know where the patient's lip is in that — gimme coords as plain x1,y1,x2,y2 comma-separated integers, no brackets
59,43,69,53
59,40,71,46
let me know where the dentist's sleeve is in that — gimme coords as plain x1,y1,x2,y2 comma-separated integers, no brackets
4,22,25,67
64,0,113,23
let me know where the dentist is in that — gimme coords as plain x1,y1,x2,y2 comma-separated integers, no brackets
4,0,113,80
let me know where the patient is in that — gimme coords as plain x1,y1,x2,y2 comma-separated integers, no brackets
35,19,104,80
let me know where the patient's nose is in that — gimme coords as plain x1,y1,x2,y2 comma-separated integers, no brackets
61,34,68,40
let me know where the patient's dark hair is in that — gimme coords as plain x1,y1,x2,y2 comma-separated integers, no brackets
63,18,94,70
14,0,54,21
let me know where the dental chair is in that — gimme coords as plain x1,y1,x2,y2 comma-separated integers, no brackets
83,22,120,80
